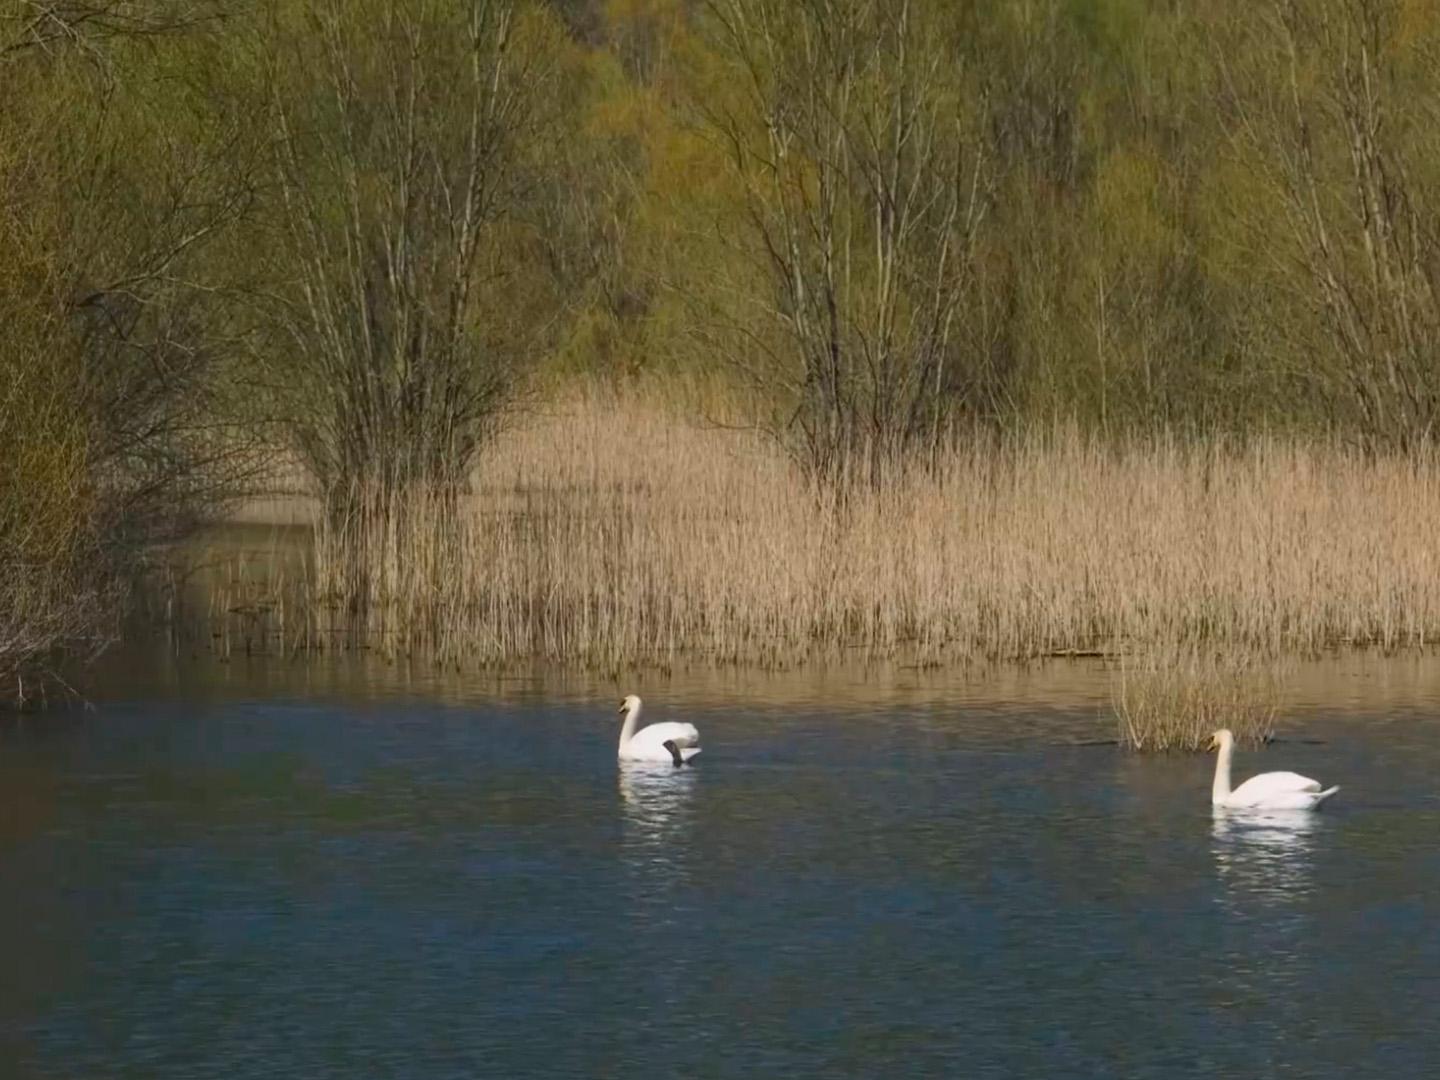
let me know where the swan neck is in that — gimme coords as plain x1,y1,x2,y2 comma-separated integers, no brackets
1212,740,1233,803
619,703,641,749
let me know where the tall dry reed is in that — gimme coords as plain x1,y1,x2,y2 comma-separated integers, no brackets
291,390,1440,669
1113,642,1283,751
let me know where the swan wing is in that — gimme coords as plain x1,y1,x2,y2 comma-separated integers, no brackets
1231,770,1322,797
628,721,701,753
1228,770,1324,806
1226,785,1340,811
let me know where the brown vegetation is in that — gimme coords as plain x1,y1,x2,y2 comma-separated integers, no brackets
240,391,1440,671
1113,643,1283,752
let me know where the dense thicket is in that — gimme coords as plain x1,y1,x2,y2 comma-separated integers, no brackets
551,0,1440,453
1,1,255,698
3,0,1439,692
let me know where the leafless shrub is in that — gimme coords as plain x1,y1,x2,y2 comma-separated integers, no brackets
694,0,997,480
252,0,574,519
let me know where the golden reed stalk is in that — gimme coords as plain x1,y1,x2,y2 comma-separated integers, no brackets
292,388,1440,680
1113,643,1284,751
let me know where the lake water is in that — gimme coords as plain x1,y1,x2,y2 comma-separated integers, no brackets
2,650,1438,1079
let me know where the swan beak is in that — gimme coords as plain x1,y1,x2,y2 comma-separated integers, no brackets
617,702,627,715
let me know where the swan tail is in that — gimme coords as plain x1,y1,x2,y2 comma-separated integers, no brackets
658,741,701,767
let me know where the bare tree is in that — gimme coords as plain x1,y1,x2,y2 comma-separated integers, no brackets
696,0,994,480
0,1,226,65
1227,0,1440,450
255,0,569,519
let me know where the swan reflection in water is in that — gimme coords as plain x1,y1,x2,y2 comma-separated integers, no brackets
618,762,699,892
1210,807,1324,997
1211,807,1319,906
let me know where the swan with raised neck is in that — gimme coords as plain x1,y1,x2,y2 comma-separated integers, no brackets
1206,728,1338,810
616,694,702,766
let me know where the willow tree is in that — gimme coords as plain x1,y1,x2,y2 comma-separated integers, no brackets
693,0,994,479
254,0,576,518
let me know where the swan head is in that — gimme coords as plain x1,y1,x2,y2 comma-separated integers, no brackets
1207,729,1235,752
618,694,642,717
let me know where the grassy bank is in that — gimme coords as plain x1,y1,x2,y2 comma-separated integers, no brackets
216,390,1440,671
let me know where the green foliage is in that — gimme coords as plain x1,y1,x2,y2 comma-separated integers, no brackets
8,0,1440,687
565,0,1440,445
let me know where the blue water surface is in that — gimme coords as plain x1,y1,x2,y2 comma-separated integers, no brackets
1,657,1437,1079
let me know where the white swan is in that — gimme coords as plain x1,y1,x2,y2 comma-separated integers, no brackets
617,694,701,766
1208,728,1338,810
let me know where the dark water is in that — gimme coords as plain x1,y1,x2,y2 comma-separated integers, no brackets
2,654,1439,1079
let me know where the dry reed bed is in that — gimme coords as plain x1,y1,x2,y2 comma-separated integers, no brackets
305,393,1440,669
